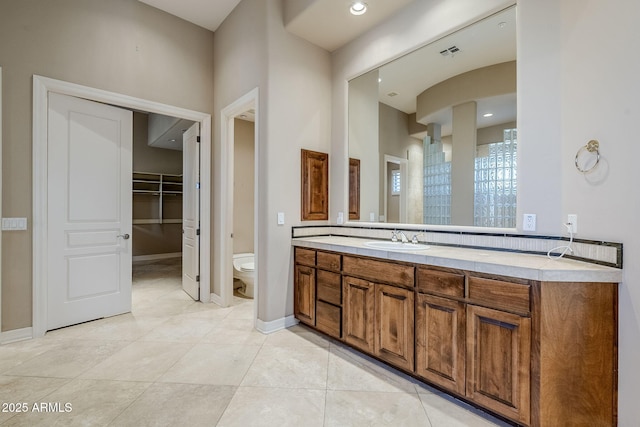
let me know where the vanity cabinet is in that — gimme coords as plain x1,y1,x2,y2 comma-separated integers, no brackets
294,247,343,338
415,292,466,394
374,283,414,371
466,276,532,425
466,304,531,425
415,268,531,424
415,267,466,394
315,251,342,338
342,276,375,353
293,248,316,326
342,255,415,371
292,246,618,427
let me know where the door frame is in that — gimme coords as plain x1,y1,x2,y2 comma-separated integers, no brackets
383,154,408,223
32,75,212,337
216,89,259,318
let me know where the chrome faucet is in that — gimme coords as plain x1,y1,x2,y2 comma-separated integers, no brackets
398,231,409,243
391,230,398,242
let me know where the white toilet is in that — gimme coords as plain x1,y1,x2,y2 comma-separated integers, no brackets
232,253,255,298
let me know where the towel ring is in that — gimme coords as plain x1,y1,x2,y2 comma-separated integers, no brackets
575,140,600,173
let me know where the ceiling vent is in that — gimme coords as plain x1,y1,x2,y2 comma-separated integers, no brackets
387,91,399,97
439,46,460,56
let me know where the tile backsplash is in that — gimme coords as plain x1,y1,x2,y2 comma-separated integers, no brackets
292,225,622,268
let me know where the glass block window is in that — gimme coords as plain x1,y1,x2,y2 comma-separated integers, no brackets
423,136,451,225
474,129,518,228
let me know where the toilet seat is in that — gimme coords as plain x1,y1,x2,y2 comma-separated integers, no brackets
240,262,254,272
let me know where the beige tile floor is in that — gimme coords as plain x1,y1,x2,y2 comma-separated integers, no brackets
0,258,510,426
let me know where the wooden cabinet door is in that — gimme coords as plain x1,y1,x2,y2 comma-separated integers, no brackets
415,293,466,394
342,276,375,354
466,305,531,425
375,284,414,371
301,149,328,220
294,265,316,326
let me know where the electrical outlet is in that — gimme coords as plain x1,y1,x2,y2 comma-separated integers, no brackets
567,214,577,234
523,214,536,231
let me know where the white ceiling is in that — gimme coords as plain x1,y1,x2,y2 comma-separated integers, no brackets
283,0,416,52
138,0,243,32
138,0,415,51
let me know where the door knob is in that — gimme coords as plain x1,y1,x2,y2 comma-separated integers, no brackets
117,233,130,240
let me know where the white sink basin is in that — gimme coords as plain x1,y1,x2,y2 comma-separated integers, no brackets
363,241,430,251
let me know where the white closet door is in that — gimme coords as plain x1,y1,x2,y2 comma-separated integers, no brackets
182,122,200,300
47,93,132,330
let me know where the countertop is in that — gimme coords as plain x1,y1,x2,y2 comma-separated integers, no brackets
292,235,622,283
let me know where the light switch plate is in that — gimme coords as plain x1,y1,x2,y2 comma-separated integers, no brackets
337,212,344,224
277,212,285,225
2,217,28,231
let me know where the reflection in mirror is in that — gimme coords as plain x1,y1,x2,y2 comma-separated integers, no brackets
348,6,516,227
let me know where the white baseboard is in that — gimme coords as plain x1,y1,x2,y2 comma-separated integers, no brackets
1,327,33,345
132,252,181,263
210,293,224,306
256,315,298,334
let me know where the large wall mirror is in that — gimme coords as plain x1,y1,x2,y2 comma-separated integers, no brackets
348,6,516,228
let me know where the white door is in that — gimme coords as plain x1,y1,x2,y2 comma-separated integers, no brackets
182,122,200,300
47,93,133,330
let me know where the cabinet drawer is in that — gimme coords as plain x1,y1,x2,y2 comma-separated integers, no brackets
343,256,414,288
317,251,341,272
317,270,341,305
295,247,316,267
417,267,465,298
468,276,530,315
316,300,341,338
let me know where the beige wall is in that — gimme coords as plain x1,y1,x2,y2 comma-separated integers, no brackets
0,0,214,331
233,118,255,254
212,0,267,304
214,0,331,321
477,121,517,146
263,0,332,321
519,1,640,424
133,113,183,175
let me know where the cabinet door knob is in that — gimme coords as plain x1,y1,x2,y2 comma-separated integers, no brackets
117,233,130,240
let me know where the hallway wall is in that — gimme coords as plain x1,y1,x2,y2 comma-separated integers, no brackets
0,0,214,331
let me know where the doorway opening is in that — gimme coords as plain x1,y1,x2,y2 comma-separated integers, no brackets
231,113,255,302
131,112,197,299
217,88,259,327
383,154,408,223
32,75,212,337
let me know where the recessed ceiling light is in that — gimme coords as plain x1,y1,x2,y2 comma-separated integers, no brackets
350,2,367,15
169,138,177,142
378,77,382,83
498,21,507,29
483,113,494,118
